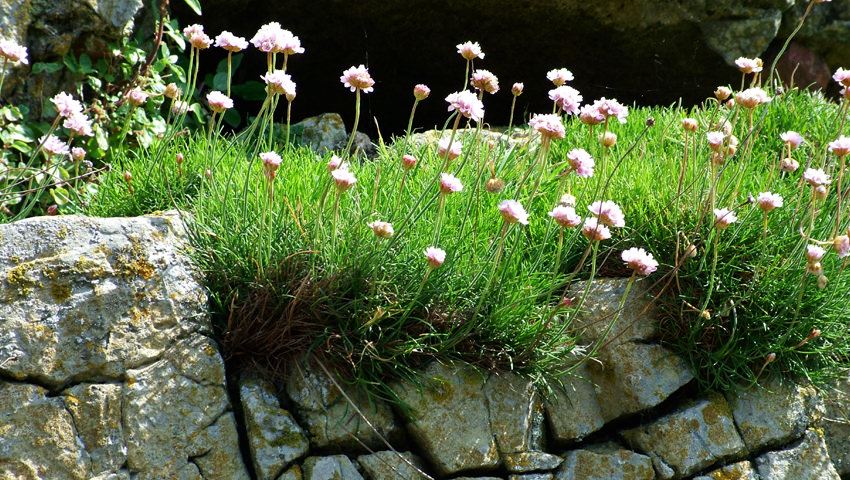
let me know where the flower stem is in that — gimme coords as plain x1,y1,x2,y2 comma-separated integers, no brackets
226,52,232,97
345,89,361,156
508,96,517,132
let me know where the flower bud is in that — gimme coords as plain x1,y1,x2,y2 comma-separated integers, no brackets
715,86,732,101
817,274,829,289
413,84,430,101
599,131,617,148
511,82,524,96
485,177,505,193
402,154,417,170
176,153,184,165
681,118,698,132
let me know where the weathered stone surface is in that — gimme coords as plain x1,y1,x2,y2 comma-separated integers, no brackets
556,443,654,480
822,376,850,476
590,342,693,421
286,361,401,451
621,394,745,479
240,375,309,479
302,455,364,480
726,378,820,452
692,461,758,480
544,364,605,443
392,361,500,476
754,429,840,480
567,278,657,345
504,452,563,473
485,371,545,453
287,113,375,157
62,383,125,476
357,451,429,480
408,128,537,152
277,466,303,480
186,411,250,480
701,11,783,65
509,474,554,480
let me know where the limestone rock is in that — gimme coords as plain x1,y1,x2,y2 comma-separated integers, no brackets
544,364,605,443
567,278,657,345
286,361,401,451
590,342,693,421
822,376,850,476
356,451,430,480
288,113,375,157
509,474,554,480
277,466,303,480
62,383,125,475
186,411,251,480
485,371,545,453
240,375,309,479
621,394,745,479
504,452,563,473
392,361,500,476
692,461,758,480
754,429,840,479
556,443,654,480
701,10,784,65
302,455,364,480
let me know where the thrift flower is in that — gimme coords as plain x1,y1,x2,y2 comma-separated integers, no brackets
529,113,565,139
206,91,233,113
582,217,611,241
511,82,524,96
756,192,784,212
714,86,732,101
445,90,484,122
780,131,804,149
214,31,248,52
559,193,577,206
164,83,181,99
714,208,737,230
172,100,189,115
260,151,282,180
63,114,93,137
424,247,446,268
485,177,505,193
71,147,86,162
803,168,831,187
547,68,574,86
599,131,617,148
828,136,850,157
183,24,211,49
470,69,499,94
735,57,763,74
834,235,849,258
807,244,826,263
439,173,463,194
549,205,581,228
815,185,829,200
40,135,69,157
456,41,484,60
438,137,462,161
367,220,394,238
567,148,595,177
681,118,698,132
498,199,529,225
51,92,83,119
331,168,357,191
548,86,583,115
401,154,417,170
735,88,772,109
327,155,343,171
126,88,149,107
588,200,625,228
621,247,659,276
0,38,28,64
589,97,629,123
780,157,800,172
250,23,304,55
578,104,604,125
262,70,296,98
413,84,430,101
707,131,725,152
834,67,850,87
340,65,375,93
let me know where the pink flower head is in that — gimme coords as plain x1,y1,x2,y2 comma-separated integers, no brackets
756,192,784,213
803,168,831,187
815,185,829,200
713,208,738,230
590,97,628,124
582,217,611,242
276,30,304,56
327,155,344,171
621,247,659,276
367,220,394,238
125,88,149,107
413,84,431,101
0,38,28,65
214,31,248,52
262,70,296,99
340,65,375,93
549,205,581,228
260,151,282,180
439,173,463,194
834,67,850,87
715,86,732,101
548,86,583,116
71,147,86,162
547,68,574,86
402,154,417,170
445,90,484,122
735,57,763,74
707,131,726,151
529,113,565,140
833,235,849,258
470,69,499,94
498,199,529,225
780,131,804,150
828,136,850,157
182,24,204,38
250,23,303,55
206,91,233,113
457,41,485,61
511,82,524,96
331,168,357,191
438,137,462,161
681,118,698,132
183,24,211,49
588,200,625,228
567,148,595,178
424,246,446,268
578,104,605,125
51,92,83,119
735,88,772,109
40,135,69,157
806,244,826,263
779,157,799,173
63,113,93,137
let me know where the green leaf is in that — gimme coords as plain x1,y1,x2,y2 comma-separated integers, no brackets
31,62,63,75
50,186,70,206
223,108,241,128
213,72,228,92
183,0,202,15
62,55,80,74
79,54,93,74
231,81,267,101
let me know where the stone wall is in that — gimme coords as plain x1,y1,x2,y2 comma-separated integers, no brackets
1,212,848,479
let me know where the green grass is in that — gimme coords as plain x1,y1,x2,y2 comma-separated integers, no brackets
88,87,850,397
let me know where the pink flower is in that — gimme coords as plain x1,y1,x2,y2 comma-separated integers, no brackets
559,193,577,206
621,247,659,276
331,168,357,191
756,192,783,212
424,247,446,268
834,67,850,87
51,92,83,119
779,157,799,172
40,135,69,157
828,136,850,157
206,91,233,113
511,83,524,96
182,24,204,38
578,104,604,125
214,31,248,52
171,100,189,115
439,173,463,194
735,57,763,74
125,88,149,107
780,131,804,149
588,200,625,228
402,154,417,170
262,70,296,99
547,68,574,86
414,84,430,101
589,97,629,124
438,137,462,161
582,217,611,241
681,118,698,132
498,199,529,225
735,88,772,109
63,113,93,137
715,86,732,101
367,220,394,238
548,86,583,115
529,113,565,140
183,24,211,49
327,155,344,171
470,69,499,94
340,65,375,93
0,38,28,65
807,244,826,263
549,205,581,228
707,131,725,151
251,23,304,55
599,131,617,148
815,185,829,200
713,208,737,230
260,151,282,180
71,147,86,162
445,90,484,122
803,168,831,187
567,148,595,178
833,235,849,258
456,41,484,61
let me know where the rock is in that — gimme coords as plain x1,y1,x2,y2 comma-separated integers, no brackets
590,342,693,421
240,375,309,479
277,466,303,480
567,278,657,346
509,474,554,480
356,451,430,480
621,393,745,479
504,452,563,473
62,383,125,475
692,461,758,480
726,378,820,452
701,11,784,65
822,376,850,476
288,113,375,157
392,361,500,476
286,361,401,451
407,128,536,154
485,371,545,453
754,429,840,479
186,411,251,480
544,364,605,443
556,443,655,480
302,455,364,480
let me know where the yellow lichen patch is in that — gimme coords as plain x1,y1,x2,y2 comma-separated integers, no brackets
6,263,39,297
112,239,157,281
73,256,108,279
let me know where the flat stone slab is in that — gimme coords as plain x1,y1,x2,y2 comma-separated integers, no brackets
357,451,430,480
544,364,605,443
302,455,364,480
754,429,840,480
504,452,563,473
556,443,655,480
485,371,545,453
692,460,758,480
822,375,850,476
567,278,657,345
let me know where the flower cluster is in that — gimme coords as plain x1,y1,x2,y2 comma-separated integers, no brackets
0,38,28,65
445,91,484,122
